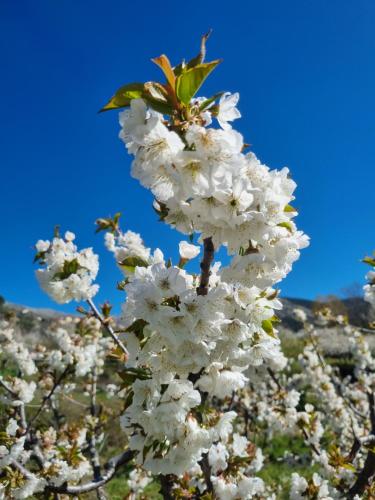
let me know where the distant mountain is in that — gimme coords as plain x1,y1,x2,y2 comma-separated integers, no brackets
279,297,374,331
1,296,374,343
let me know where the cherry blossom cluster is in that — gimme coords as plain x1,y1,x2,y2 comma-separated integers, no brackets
5,35,375,498
281,309,375,499
0,315,113,498
120,96,309,289
35,231,99,304
363,257,375,307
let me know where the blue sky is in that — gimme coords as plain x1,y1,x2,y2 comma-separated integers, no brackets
1,0,374,312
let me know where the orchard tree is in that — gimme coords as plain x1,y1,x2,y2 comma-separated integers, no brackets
5,35,375,499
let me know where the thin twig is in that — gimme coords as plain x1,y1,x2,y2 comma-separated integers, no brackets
25,365,71,434
87,298,129,358
87,366,107,499
347,392,375,498
200,453,214,493
196,237,214,296
0,378,17,397
47,450,135,494
159,474,176,500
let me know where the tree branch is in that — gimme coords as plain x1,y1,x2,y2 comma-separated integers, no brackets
347,392,375,498
47,450,135,495
159,474,176,500
195,237,215,494
199,453,214,494
87,298,129,358
87,366,107,500
24,365,71,434
196,237,215,296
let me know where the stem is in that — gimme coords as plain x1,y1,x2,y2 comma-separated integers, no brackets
159,474,175,500
347,392,375,498
47,450,135,495
87,366,107,500
87,298,129,358
195,237,215,494
200,453,214,493
196,237,215,296
24,365,71,434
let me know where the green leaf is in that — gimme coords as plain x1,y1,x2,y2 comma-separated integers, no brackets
125,319,148,340
173,60,186,77
118,256,149,273
175,60,222,105
144,81,169,101
363,256,375,267
262,319,276,337
33,250,48,264
53,259,80,281
277,221,293,233
151,54,176,89
143,97,174,115
95,212,122,234
341,463,356,472
153,200,169,221
284,204,297,213
197,92,224,112
118,367,152,386
143,82,175,115
99,83,144,112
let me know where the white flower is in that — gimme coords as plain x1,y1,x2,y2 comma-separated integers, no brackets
35,239,50,253
6,419,18,436
64,231,75,241
197,366,248,399
35,233,99,304
237,476,265,498
293,308,307,323
290,473,308,499
211,476,237,500
179,241,201,260
217,92,241,130
232,433,248,457
208,442,229,474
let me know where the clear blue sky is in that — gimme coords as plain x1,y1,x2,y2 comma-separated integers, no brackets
1,0,374,312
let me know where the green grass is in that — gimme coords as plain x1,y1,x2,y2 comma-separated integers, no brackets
257,433,319,499
104,477,162,500
280,335,305,359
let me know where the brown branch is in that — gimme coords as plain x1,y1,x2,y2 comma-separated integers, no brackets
87,367,107,500
267,367,282,391
194,237,216,494
24,365,71,434
345,436,361,464
159,238,218,498
87,298,129,358
159,474,176,500
199,453,214,494
196,237,214,296
301,428,321,457
347,392,375,498
47,449,135,495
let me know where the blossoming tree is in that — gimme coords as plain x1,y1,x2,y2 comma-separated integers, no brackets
2,35,375,499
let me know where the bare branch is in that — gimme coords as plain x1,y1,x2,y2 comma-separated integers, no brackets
196,237,215,296
87,366,107,499
347,392,375,498
24,365,71,434
159,474,176,500
47,449,135,495
87,298,129,358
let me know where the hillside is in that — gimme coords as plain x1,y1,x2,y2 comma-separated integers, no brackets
1,295,374,355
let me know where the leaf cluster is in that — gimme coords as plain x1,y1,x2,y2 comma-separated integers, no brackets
100,32,223,127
